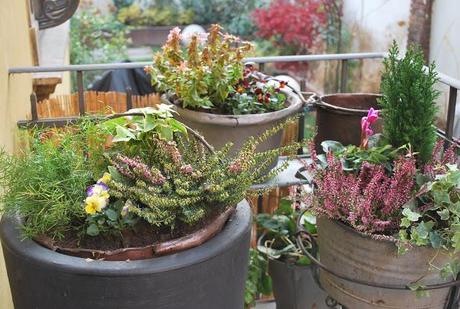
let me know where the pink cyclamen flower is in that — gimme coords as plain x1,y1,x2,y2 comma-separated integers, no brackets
360,108,379,149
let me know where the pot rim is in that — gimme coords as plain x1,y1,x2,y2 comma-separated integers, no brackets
166,91,304,127
318,216,398,245
318,92,382,116
33,206,235,261
0,200,251,276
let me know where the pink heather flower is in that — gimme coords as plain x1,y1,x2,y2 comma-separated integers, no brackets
360,108,379,149
423,139,459,178
228,160,242,174
180,164,194,175
305,151,416,234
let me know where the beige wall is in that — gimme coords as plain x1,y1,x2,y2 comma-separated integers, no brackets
0,1,35,308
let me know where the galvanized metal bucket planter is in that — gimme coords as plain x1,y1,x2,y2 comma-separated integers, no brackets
0,201,252,309
268,258,329,309
316,217,458,309
165,91,304,173
314,93,382,152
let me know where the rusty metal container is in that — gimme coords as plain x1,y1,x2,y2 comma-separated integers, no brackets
315,93,382,152
317,217,457,309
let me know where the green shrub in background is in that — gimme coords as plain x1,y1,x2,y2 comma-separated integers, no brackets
117,3,194,27
181,0,268,37
70,8,128,89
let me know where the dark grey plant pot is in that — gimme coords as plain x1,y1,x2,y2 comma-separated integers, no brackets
268,258,328,309
0,201,251,309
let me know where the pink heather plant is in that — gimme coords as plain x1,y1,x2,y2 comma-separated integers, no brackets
307,144,416,234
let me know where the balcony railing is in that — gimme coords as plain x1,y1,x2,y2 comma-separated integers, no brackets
8,52,459,143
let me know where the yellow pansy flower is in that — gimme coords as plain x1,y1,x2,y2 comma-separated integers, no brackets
98,172,111,184
84,195,108,215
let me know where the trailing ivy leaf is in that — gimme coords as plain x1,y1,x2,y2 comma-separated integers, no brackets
451,228,460,253
437,208,450,220
416,221,434,239
440,260,460,280
402,208,422,222
429,231,442,248
433,191,451,206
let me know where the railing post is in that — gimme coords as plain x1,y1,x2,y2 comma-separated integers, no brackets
340,59,349,93
298,80,306,155
30,92,38,121
76,70,85,115
258,62,265,73
126,86,133,110
446,86,458,142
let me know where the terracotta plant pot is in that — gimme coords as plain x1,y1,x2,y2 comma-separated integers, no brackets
268,258,329,309
317,217,458,309
314,93,382,153
0,201,251,309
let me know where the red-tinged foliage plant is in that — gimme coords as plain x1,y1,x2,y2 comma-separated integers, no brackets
252,0,340,72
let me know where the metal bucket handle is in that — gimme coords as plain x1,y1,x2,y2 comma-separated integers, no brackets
265,78,374,115
295,208,460,293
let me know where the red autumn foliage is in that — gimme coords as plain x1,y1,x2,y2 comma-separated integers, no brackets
253,0,327,51
252,0,338,72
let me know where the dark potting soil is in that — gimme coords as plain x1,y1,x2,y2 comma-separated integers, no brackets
38,208,223,252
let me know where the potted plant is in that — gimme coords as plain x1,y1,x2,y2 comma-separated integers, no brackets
257,196,328,309
118,3,196,47
0,106,301,309
300,43,460,309
145,24,304,172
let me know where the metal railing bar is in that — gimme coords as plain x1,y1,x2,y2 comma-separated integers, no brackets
244,52,386,64
8,52,460,91
9,62,152,74
435,70,460,91
8,53,386,75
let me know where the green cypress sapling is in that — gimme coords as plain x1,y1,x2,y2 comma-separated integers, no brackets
379,41,439,163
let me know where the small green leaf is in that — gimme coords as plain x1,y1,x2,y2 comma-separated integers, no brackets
402,208,421,222
451,230,460,253
105,208,118,221
86,224,99,236
437,208,450,220
429,231,442,248
433,191,451,206
321,140,344,153
108,166,124,183
112,125,136,142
